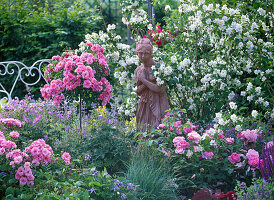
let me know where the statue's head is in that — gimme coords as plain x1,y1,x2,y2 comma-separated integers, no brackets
136,38,153,63
136,38,153,55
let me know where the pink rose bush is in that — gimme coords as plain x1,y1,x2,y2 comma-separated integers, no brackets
41,42,112,106
145,109,269,184
0,118,72,187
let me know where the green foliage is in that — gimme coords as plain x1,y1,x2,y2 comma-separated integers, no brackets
125,145,177,200
0,0,102,65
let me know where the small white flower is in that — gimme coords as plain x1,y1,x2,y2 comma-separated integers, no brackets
255,87,261,93
251,110,258,118
210,140,217,146
257,8,266,16
246,41,254,50
229,102,237,110
235,125,242,131
247,95,254,101
165,5,171,11
246,82,253,91
195,146,204,152
156,77,164,85
147,24,153,30
186,150,193,158
264,101,269,107
235,23,242,33
218,118,226,126
228,92,235,101
230,114,238,122
215,112,222,119
170,55,177,63
206,18,212,24
261,76,266,82
164,66,173,75
238,42,244,49
241,91,246,96
107,24,116,32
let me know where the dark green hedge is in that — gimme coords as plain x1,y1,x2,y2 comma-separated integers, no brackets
0,0,102,65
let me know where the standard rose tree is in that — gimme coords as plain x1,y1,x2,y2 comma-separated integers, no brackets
40,43,112,107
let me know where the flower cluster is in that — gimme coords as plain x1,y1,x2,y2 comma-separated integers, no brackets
120,0,149,37
1,118,73,187
145,25,177,47
6,149,29,167
25,139,54,166
61,152,71,165
238,129,262,144
15,163,34,186
173,136,190,154
0,118,22,127
41,42,112,106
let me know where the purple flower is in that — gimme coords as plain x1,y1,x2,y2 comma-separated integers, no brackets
85,154,91,161
44,135,49,140
83,168,89,174
88,187,96,194
103,173,110,177
84,115,89,120
93,170,99,176
33,114,42,125
121,193,126,199
113,184,120,191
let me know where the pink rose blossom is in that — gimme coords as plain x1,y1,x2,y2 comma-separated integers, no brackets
228,152,241,164
246,149,259,159
225,137,234,145
173,136,190,154
27,180,34,187
172,121,181,127
0,118,22,127
239,129,261,143
248,157,259,166
187,131,201,144
16,166,25,176
183,121,198,134
14,156,23,164
202,151,214,159
158,123,166,129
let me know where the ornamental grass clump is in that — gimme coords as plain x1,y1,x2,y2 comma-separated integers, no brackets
259,136,274,181
125,146,177,200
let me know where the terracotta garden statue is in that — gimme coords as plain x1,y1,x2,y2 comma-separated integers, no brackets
135,38,169,132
